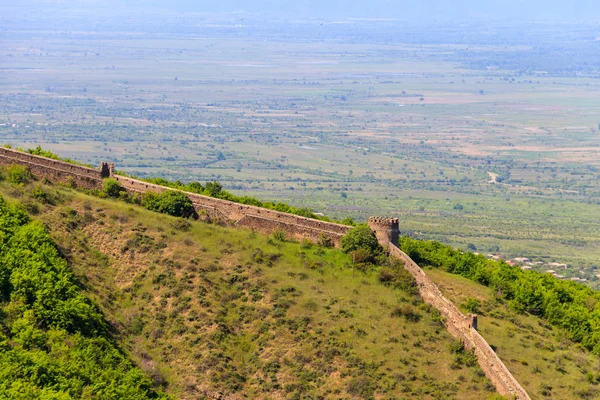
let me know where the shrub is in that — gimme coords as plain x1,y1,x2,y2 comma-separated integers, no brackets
317,233,334,248
203,180,223,197
391,305,422,322
300,239,313,249
340,224,382,255
341,217,356,226
6,164,33,185
378,262,418,295
350,248,374,264
378,267,396,284
462,298,481,313
346,376,375,398
142,190,196,219
449,340,478,368
21,201,40,214
32,184,56,205
272,230,286,242
171,219,192,232
64,175,76,188
102,178,126,198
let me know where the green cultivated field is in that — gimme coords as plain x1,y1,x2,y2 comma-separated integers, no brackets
1,10,599,282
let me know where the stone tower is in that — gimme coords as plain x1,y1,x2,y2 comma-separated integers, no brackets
100,162,115,178
368,217,400,246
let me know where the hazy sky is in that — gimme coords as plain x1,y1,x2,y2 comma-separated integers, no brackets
6,0,600,21
162,0,600,21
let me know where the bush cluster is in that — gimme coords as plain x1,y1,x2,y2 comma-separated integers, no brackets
24,145,92,167
0,196,167,398
340,224,382,255
340,224,385,269
6,165,33,185
101,179,196,219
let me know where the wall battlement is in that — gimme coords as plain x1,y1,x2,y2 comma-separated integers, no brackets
368,216,399,246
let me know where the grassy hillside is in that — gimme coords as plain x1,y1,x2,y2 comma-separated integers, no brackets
397,235,600,399
0,179,498,399
425,268,600,399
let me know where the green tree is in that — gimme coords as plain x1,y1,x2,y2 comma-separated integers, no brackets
203,181,223,197
102,178,126,198
142,190,196,218
340,224,382,255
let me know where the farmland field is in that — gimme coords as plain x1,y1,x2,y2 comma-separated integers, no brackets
1,5,600,283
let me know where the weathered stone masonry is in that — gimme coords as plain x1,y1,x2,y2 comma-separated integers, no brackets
0,147,530,398
368,217,530,400
0,147,104,190
109,174,351,245
0,147,351,245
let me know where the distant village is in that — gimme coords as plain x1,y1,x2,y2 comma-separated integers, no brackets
484,254,598,285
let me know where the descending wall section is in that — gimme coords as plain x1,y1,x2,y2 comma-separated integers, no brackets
0,147,351,245
380,238,530,400
0,147,104,190
110,175,351,245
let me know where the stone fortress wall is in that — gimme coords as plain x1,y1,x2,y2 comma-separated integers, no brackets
0,147,106,190
368,217,531,400
110,174,351,245
0,147,351,245
0,147,530,398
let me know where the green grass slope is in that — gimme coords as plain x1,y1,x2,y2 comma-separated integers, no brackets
425,267,600,400
0,179,498,399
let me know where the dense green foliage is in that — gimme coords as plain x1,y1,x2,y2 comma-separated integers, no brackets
377,258,419,297
0,196,166,399
399,236,600,354
23,145,93,168
102,178,127,199
340,224,382,255
141,190,196,219
340,225,385,269
5,165,33,186
101,178,196,219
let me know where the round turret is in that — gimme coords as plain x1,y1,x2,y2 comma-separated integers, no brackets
368,217,399,246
